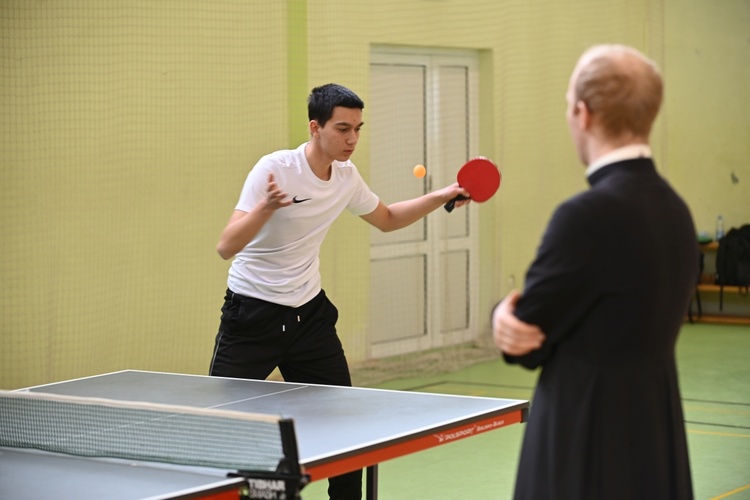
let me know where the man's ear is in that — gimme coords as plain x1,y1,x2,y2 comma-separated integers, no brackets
576,100,593,130
309,119,320,137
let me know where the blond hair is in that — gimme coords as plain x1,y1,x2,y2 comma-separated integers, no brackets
574,45,663,139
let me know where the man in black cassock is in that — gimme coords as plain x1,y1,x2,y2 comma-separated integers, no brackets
492,44,697,500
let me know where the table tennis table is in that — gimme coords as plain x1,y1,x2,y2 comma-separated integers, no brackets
1,370,528,499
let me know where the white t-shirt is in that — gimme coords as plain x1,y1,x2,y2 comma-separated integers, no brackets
227,143,380,307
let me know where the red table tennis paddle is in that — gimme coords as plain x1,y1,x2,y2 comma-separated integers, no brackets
444,157,501,212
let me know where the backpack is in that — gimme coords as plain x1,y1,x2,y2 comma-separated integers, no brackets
715,224,750,309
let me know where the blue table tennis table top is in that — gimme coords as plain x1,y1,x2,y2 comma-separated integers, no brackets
1,370,529,499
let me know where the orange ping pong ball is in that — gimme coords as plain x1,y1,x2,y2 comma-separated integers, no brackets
413,164,426,178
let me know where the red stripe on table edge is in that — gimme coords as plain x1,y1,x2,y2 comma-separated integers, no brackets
303,409,525,481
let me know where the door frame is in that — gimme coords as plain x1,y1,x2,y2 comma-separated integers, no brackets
368,46,480,359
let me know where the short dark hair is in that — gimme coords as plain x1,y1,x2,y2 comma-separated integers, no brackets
307,84,364,127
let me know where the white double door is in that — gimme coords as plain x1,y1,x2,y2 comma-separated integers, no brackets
368,49,480,358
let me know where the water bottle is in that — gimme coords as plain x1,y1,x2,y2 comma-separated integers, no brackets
716,215,724,241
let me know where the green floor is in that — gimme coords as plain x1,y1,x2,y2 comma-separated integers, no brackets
302,323,750,499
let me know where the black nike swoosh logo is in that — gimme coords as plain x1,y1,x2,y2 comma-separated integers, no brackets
292,196,311,203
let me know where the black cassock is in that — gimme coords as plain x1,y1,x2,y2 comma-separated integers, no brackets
505,159,696,500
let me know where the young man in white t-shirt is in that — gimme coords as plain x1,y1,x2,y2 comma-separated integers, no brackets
209,83,470,500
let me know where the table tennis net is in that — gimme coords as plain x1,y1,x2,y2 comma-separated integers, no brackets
0,389,291,473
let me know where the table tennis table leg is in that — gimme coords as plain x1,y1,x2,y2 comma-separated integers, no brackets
366,465,378,500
